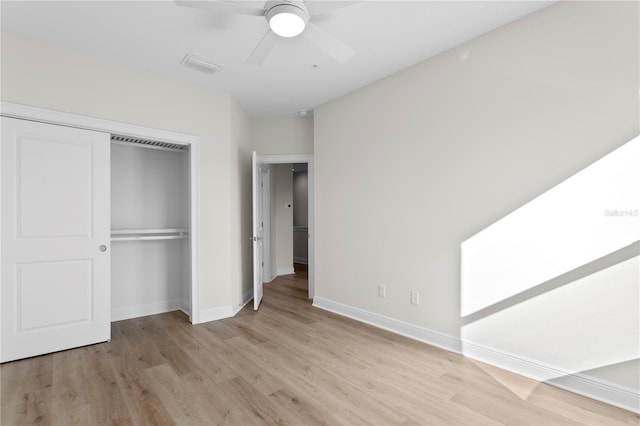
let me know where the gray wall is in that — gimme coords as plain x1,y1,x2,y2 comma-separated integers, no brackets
251,117,314,154
293,169,309,262
314,0,639,392
0,31,252,314
273,164,294,275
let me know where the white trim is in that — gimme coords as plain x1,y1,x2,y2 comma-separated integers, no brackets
233,290,254,316
313,297,461,353
111,299,182,322
256,153,315,299
277,267,295,276
293,257,308,264
199,305,235,323
259,154,313,164
1,102,201,325
181,299,191,317
200,294,258,323
548,373,640,414
0,103,196,145
462,341,640,414
189,138,201,324
312,296,640,414
265,273,278,283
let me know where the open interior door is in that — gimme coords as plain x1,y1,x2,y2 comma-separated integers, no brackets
1,117,111,362
252,151,264,310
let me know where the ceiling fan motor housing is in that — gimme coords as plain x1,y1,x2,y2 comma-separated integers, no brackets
265,0,310,37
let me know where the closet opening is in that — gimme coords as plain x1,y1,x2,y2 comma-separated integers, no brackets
1,102,202,362
110,134,194,322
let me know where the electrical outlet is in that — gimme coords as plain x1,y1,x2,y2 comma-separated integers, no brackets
378,285,386,298
411,291,419,305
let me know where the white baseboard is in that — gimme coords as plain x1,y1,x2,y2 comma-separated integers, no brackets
111,299,182,322
293,257,308,264
233,290,253,315
312,296,639,414
181,299,191,318
277,267,295,276
265,273,278,283
197,304,235,323
313,297,462,353
547,373,640,414
194,290,254,324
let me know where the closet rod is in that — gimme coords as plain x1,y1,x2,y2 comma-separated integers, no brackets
111,235,188,242
111,228,188,235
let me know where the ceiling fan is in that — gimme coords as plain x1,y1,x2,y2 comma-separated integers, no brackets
174,0,357,65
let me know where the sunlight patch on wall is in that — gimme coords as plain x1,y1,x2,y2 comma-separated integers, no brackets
460,135,639,388
463,257,639,379
461,136,639,317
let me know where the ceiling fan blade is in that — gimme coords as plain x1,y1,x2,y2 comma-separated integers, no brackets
305,1,361,18
303,22,355,63
173,0,265,17
245,29,279,65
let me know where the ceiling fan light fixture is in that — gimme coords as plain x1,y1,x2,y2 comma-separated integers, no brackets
266,3,309,38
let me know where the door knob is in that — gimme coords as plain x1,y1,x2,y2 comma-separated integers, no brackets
98,245,107,252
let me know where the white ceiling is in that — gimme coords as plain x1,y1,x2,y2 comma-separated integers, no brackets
1,1,555,118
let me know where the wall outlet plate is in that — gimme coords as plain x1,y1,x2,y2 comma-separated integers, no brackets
378,285,386,298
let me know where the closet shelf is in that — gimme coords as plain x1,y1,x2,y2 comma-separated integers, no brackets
111,228,188,241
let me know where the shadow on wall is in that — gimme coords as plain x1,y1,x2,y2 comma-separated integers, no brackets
460,135,640,397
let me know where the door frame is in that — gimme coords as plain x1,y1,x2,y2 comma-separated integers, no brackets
256,154,315,299
0,102,202,323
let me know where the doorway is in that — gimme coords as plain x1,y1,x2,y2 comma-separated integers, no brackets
252,153,314,304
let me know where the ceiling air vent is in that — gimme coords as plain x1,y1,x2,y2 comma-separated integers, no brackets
181,53,221,74
111,135,188,152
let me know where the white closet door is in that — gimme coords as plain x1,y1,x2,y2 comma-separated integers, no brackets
1,117,111,362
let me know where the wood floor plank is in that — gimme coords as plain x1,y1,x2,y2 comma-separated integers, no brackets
143,363,212,425
51,349,92,424
110,354,175,425
1,270,638,425
450,386,582,425
267,388,341,426
0,355,53,425
220,376,310,425
80,344,132,425
178,371,263,426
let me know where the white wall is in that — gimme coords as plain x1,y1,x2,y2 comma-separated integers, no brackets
314,0,639,397
0,31,244,315
273,164,294,275
251,117,314,154
460,136,639,388
110,144,190,320
251,117,313,275
229,98,253,308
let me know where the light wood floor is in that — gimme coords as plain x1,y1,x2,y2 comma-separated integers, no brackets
2,270,638,425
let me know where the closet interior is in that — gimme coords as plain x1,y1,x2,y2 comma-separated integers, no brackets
110,136,191,322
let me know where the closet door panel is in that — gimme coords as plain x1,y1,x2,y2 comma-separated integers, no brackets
1,117,110,363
